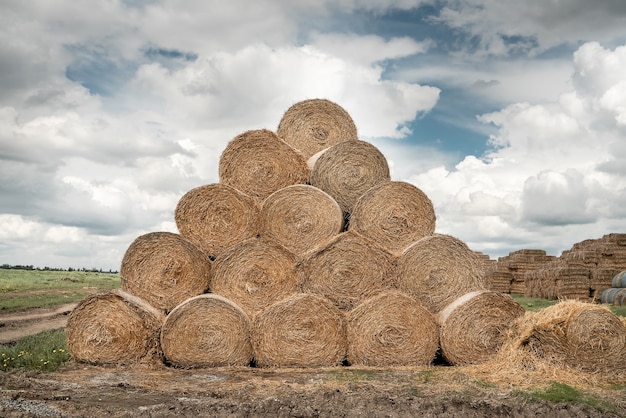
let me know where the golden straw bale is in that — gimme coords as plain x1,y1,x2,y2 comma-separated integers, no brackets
259,184,344,256
160,294,252,368
252,293,347,368
66,289,165,365
175,183,260,258
349,181,436,254
438,291,525,366
347,290,439,367
308,140,391,214
297,230,395,311
276,98,358,159
218,129,309,201
393,234,487,314
120,232,212,312
210,237,299,318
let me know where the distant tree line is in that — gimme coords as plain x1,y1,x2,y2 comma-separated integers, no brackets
0,264,118,274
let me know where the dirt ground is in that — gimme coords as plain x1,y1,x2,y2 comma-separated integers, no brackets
1,306,625,417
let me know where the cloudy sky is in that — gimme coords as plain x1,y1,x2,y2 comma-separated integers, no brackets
2,0,626,271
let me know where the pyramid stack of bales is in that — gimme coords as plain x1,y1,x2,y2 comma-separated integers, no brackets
66,99,626,375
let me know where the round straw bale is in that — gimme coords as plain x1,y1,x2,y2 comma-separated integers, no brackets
438,290,525,366
175,183,260,258
393,234,487,314
309,140,391,214
160,294,252,368
347,290,439,367
349,181,436,254
514,300,626,373
210,237,299,318
252,293,347,368
276,98,358,159
297,230,395,311
218,129,309,201
259,184,344,256
66,289,165,365
120,232,212,312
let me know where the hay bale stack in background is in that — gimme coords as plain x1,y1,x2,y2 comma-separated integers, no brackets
510,300,626,373
120,232,212,312
218,129,309,201
309,140,390,215
277,98,358,159
160,294,252,368
347,290,439,367
349,181,436,255
175,183,260,259
252,293,347,368
66,289,165,365
438,291,525,366
393,234,487,313
259,184,344,256
210,237,299,318
298,230,395,311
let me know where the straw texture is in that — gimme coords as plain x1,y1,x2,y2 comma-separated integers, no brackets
309,140,390,214
252,293,347,368
66,289,165,365
218,129,309,201
210,237,299,318
276,99,358,159
120,232,212,312
175,183,260,258
160,294,253,368
393,234,488,314
259,184,344,256
349,181,436,254
347,290,439,367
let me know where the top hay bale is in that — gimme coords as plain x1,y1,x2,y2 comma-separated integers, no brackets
218,129,309,201
277,98,358,159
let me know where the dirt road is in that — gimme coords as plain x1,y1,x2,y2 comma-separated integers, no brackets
0,304,76,344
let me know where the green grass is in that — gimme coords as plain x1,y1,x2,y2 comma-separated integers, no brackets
0,269,120,293
0,329,71,372
511,294,626,317
0,292,94,312
518,382,617,414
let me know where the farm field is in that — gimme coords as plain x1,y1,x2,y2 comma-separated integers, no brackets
1,269,625,417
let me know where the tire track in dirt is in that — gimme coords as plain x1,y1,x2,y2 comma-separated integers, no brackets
0,303,76,344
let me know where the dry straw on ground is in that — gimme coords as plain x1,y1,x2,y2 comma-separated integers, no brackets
437,290,525,366
349,181,436,255
308,140,390,214
218,129,309,201
210,237,299,318
160,294,253,368
251,293,347,368
66,289,165,365
175,183,260,259
259,184,344,256
120,232,212,312
393,234,487,314
346,290,439,367
276,98,358,159
297,230,395,311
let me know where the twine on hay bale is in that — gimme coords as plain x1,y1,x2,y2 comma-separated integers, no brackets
297,230,395,311
120,232,212,312
349,181,436,255
175,183,260,259
218,129,309,201
276,98,358,159
393,234,487,314
309,140,391,214
347,290,439,367
259,184,344,256
437,290,525,366
160,294,252,368
66,289,165,365
252,293,347,368
510,299,626,373
210,237,299,318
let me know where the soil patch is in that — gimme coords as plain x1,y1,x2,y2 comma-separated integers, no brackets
0,304,76,344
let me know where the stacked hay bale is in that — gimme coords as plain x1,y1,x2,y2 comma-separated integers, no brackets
486,249,556,294
66,98,626,376
600,270,626,306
